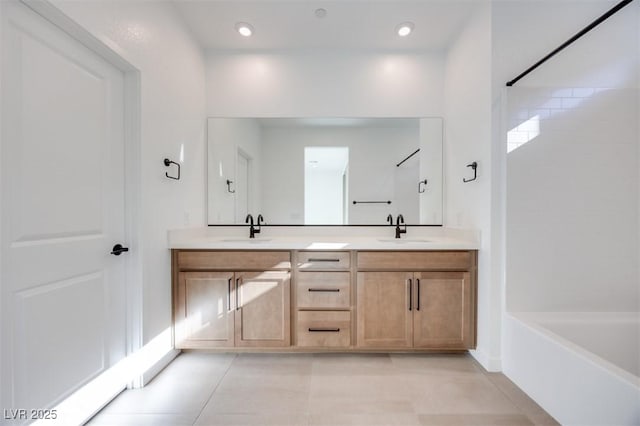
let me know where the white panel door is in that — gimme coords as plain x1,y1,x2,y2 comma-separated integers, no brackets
1,1,127,411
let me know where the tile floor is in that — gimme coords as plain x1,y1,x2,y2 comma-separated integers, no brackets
88,352,559,426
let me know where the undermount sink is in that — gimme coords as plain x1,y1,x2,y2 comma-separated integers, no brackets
378,238,431,244
222,238,273,243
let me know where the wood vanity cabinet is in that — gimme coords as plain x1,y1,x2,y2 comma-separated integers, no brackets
172,248,477,352
356,251,476,350
173,251,291,349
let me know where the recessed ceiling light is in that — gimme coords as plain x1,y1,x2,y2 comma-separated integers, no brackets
396,22,414,37
235,22,253,37
315,8,327,19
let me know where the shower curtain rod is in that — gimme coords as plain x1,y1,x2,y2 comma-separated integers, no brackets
396,148,420,167
506,0,635,87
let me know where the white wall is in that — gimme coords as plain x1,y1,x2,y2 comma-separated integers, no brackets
419,118,444,225
206,51,445,117
443,3,497,370
506,87,639,312
51,0,207,348
207,118,262,223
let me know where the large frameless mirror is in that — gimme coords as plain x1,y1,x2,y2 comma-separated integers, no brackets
207,117,443,225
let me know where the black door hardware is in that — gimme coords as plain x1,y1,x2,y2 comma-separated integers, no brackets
418,179,428,193
353,200,392,205
110,244,129,256
226,179,235,193
164,158,180,180
463,162,478,183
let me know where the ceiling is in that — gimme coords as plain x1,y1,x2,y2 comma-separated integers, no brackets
171,1,480,51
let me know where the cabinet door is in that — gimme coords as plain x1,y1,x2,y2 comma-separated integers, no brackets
356,272,413,348
235,271,291,347
413,272,473,349
175,272,235,348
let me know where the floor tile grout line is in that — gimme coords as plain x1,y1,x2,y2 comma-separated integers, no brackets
191,353,239,426
475,362,531,418
482,372,556,425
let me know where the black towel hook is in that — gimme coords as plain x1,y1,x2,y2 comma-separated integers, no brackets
226,179,235,193
164,158,180,180
463,162,478,183
418,179,428,193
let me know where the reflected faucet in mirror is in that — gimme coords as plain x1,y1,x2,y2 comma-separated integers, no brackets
395,214,407,239
246,214,265,238
386,214,393,225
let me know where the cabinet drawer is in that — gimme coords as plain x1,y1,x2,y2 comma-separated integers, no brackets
298,251,350,269
297,311,351,347
297,272,350,309
357,251,472,271
177,251,291,270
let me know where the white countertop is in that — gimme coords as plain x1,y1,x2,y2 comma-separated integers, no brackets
168,226,479,251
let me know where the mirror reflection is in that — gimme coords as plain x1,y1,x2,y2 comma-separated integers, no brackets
207,118,443,225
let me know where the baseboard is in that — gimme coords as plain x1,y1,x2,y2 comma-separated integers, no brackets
138,348,180,388
470,347,502,372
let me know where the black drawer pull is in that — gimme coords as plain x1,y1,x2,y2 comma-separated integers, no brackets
308,258,340,262
308,288,340,292
308,328,340,332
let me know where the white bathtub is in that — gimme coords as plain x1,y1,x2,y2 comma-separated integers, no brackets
503,312,640,426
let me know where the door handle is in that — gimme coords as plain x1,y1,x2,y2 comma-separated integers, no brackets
408,279,412,311
110,244,129,256
228,278,232,311
416,279,420,311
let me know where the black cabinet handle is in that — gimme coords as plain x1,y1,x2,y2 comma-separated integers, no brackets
308,288,340,292
408,279,412,311
308,258,340,262
416,279,420,311
110,244,129,256
235,278,240,310
308,328,340,332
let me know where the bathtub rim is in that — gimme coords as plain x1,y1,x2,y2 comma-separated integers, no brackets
508,311,640,389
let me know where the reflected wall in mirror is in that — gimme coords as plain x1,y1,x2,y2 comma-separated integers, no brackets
207,118,443,225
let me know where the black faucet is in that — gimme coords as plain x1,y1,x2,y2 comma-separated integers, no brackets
386,214,393,225
246,214,262,239
395,214,407,239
